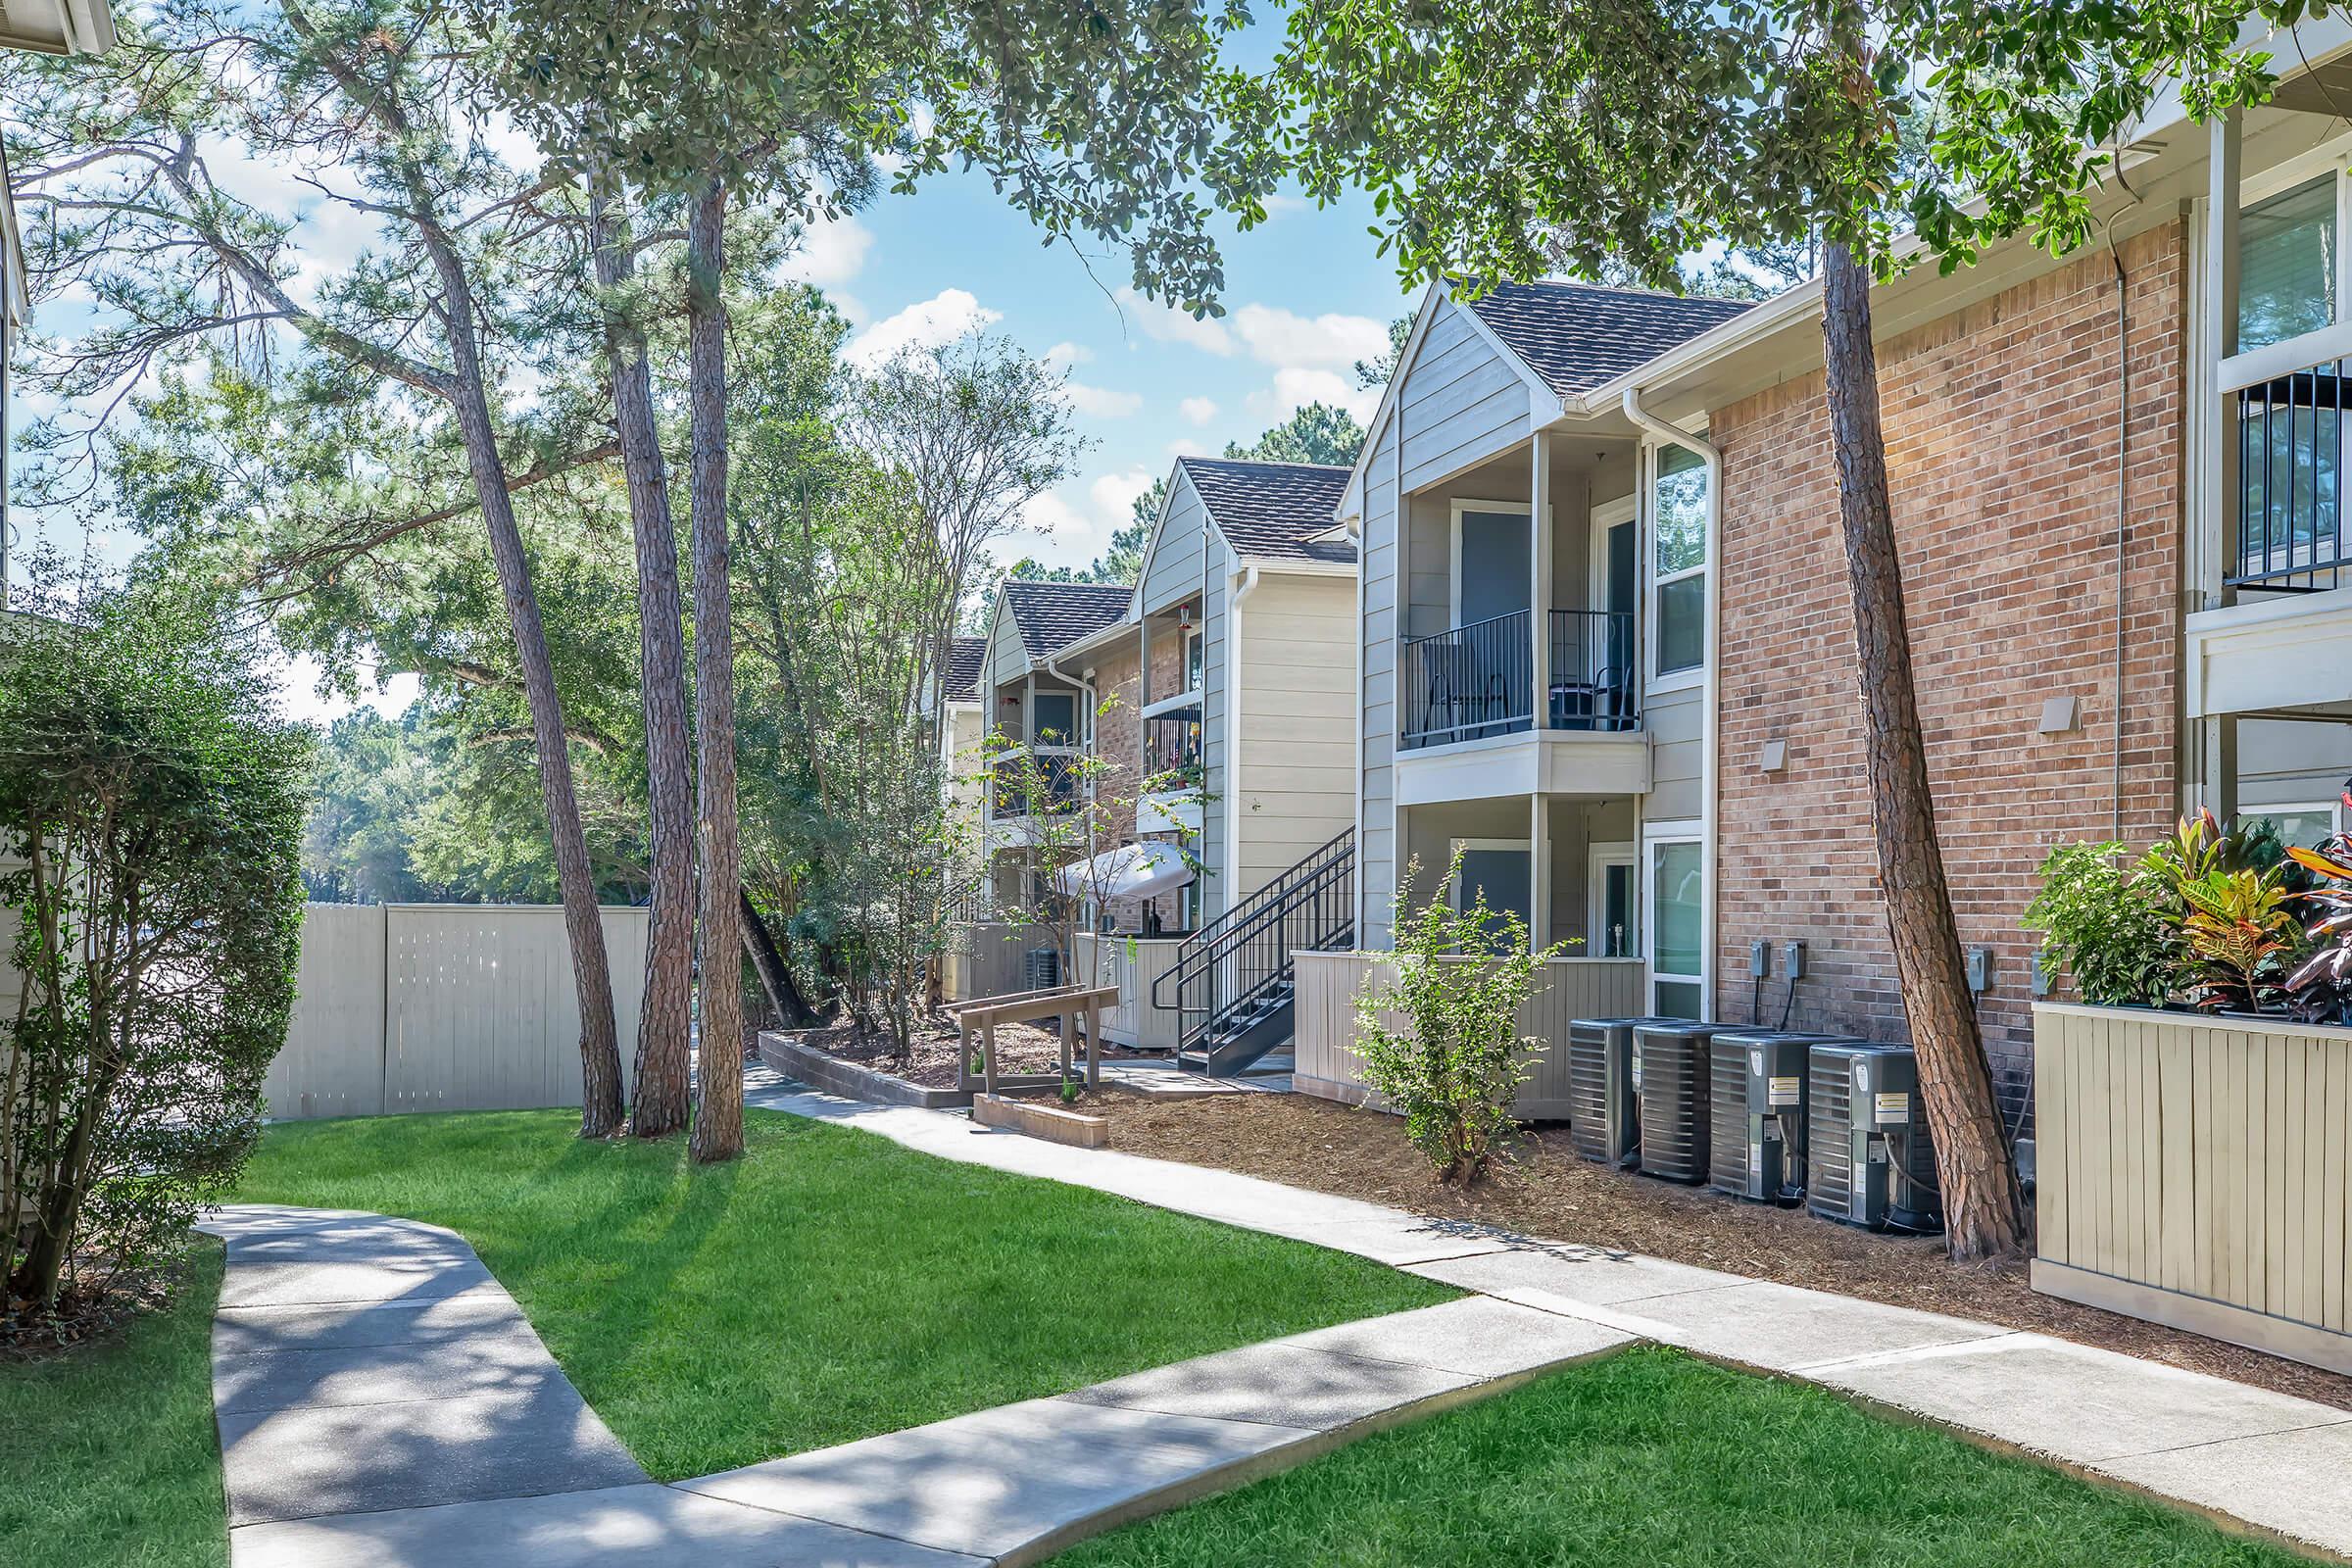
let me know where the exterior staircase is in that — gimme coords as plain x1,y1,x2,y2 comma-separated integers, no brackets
1153,830,1354,1076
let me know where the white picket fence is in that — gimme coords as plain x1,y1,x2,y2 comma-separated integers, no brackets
265,902,651,1121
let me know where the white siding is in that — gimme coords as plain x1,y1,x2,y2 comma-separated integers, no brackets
1398,296,1536,494
984,595,1029,696
1235,573,1357,896
1142,470,1209,616
1644,685,1707,823
1200,534,1231,917
1359,410,1400,950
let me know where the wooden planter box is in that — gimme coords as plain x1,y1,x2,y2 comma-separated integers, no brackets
2033,1002,2352,1375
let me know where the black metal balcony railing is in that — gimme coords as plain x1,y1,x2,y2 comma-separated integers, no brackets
990,749,1078,819
1400,610,1639,751
2233,359,2351,591
1144,713,1205,789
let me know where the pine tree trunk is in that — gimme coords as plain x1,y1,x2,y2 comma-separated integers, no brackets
590,182,695,1139
740,884,817,1027
427,273,621,1136
1819,243,2028,1260
688,175,745,1163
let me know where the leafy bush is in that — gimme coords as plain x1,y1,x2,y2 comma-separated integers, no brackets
2136,811,2298,1012
2023,842,2175,1007
1,585,310,1328
1352,853,1564,1183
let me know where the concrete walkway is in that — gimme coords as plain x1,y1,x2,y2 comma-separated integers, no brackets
741,1069,2352,1559
204,1203,1628,1567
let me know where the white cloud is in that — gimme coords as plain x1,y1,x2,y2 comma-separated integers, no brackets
780,213,875,291
1231,305,1391,373
1062,382,1144,418
1246,368,1381,426
1178,397,1219,427
844,288,1003,368
1043,341,1093,369
1022,467,1157,565
1115,287,1234,356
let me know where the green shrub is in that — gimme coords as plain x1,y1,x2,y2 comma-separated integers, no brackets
1352,852,1565,1183
2025,842,2177,1006
0,582,310,1327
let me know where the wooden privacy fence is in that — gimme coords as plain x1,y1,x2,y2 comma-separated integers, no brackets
944,920,1053,1002
1293,952,1645,1116
1071,933,1188,1051
2033,1003,2352,1376
265,903,651,1121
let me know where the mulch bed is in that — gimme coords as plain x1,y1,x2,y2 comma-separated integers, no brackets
784,1016,1143,1090
1080,1088,2352,1412
0,1256,194,1363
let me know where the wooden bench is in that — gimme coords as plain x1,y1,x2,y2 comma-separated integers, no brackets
945,983,1121,1097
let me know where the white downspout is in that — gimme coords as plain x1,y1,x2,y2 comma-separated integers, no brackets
1623,386,1723,1021
1227,561,1262,914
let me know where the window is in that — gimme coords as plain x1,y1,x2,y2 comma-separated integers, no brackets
2257,802,2340,848
1031,691,1076,747
1183,624,1203,693
1648,838,1704,1019
2239,172,2338,353
1650,444,1708,680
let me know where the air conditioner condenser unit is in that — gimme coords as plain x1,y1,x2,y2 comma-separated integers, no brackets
1708,1030,1848,1203
1566,1017,1667,1168
1806,1043,1943,1233
1635,1021,1721,1183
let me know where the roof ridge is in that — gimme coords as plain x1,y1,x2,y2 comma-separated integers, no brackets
1180,454,1353,473
1469,276,1761,309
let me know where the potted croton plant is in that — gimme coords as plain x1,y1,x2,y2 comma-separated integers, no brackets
2027,798,2346,1021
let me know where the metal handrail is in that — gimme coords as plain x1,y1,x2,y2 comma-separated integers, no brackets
1152,829,1354,1055
2231,354,2350,592
1400,609,1639,748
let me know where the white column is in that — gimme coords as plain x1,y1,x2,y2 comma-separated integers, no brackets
2198,110,2242,820
1529,793,1551,956
1530,429,1552,728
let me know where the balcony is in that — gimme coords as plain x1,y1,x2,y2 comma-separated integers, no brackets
1140,712,1205,834
1393,610,1647,806
2231,350,2350,593
1399,610,1639,751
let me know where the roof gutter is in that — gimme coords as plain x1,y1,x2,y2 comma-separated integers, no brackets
1622,385,1723,1021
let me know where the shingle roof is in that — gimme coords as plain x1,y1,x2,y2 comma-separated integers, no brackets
1002,580,1131,660
1458,281,1756,399
1176,458,1355,565
944,636,986,703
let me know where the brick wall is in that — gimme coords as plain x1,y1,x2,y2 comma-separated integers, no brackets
1710,221,2186,1125
1090,628,1191,931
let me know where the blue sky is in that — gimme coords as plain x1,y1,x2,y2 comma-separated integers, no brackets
800,177,1413,573
6,36,1421,718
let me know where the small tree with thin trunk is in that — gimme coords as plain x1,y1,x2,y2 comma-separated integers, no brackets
1244,0,2290,1258
8,2,630,1137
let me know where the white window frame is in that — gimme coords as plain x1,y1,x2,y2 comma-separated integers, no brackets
2221,146,2352,384
1447,498,1546,625
1587,841,1638,959
1588,494,1639,617
1642,824,1710,1020
1643,440,1710,696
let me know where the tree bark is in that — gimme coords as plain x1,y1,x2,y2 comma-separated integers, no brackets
274,0,621,1135
1820,242,2028,1260
740,884,817,1027
590,179,695,1140
688,174,746,1163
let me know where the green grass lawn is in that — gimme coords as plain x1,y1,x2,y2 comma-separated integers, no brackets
229,1107,1452,1479
0,1244,227,1568
1054,1347,2310,1568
